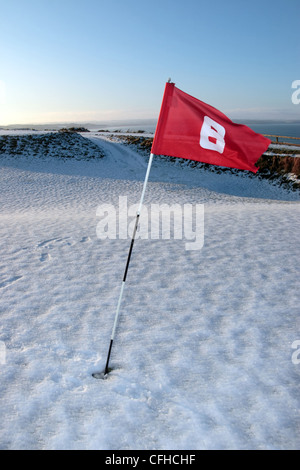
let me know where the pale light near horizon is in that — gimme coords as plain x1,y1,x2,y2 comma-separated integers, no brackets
0,81,5,105
0,100,156,126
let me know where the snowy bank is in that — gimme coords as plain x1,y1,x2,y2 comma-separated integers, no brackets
0,133,299,449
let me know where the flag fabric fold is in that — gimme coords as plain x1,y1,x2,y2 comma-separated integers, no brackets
151,83,271,173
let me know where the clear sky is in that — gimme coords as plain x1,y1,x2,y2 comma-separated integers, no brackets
0,0,299,125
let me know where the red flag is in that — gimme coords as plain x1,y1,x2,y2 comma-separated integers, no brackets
151,83,271,173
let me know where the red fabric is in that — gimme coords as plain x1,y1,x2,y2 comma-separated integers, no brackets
151,83,271,173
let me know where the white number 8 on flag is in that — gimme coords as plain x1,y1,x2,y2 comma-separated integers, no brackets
200,116,226,154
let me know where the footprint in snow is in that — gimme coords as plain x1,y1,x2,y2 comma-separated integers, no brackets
0,275,23,289
37,237,74,250
36,236,90,262
37,238,60,248
80,236,91,243
40,253,51,263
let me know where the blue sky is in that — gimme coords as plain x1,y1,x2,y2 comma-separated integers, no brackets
0,0,299,125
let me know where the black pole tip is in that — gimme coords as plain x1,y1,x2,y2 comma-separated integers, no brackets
92,367,113,380
92,372,107,380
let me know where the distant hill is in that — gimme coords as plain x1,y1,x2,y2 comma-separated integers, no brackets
0,119,157,132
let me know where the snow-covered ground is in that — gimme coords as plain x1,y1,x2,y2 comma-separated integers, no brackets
0,132,299,449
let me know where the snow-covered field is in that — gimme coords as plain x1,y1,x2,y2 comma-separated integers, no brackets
0,132,299,450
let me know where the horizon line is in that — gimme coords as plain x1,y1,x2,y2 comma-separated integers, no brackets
1,117,300,128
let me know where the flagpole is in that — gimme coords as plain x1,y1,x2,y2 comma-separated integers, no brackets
94,153,154,378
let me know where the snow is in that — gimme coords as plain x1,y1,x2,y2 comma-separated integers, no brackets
0,132,299,450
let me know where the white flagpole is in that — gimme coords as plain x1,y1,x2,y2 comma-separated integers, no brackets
93,153,154,378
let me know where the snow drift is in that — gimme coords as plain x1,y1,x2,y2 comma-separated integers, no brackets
0,132,299,449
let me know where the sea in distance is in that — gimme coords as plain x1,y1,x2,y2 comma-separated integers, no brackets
2,119,300,143
102,119,300,144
